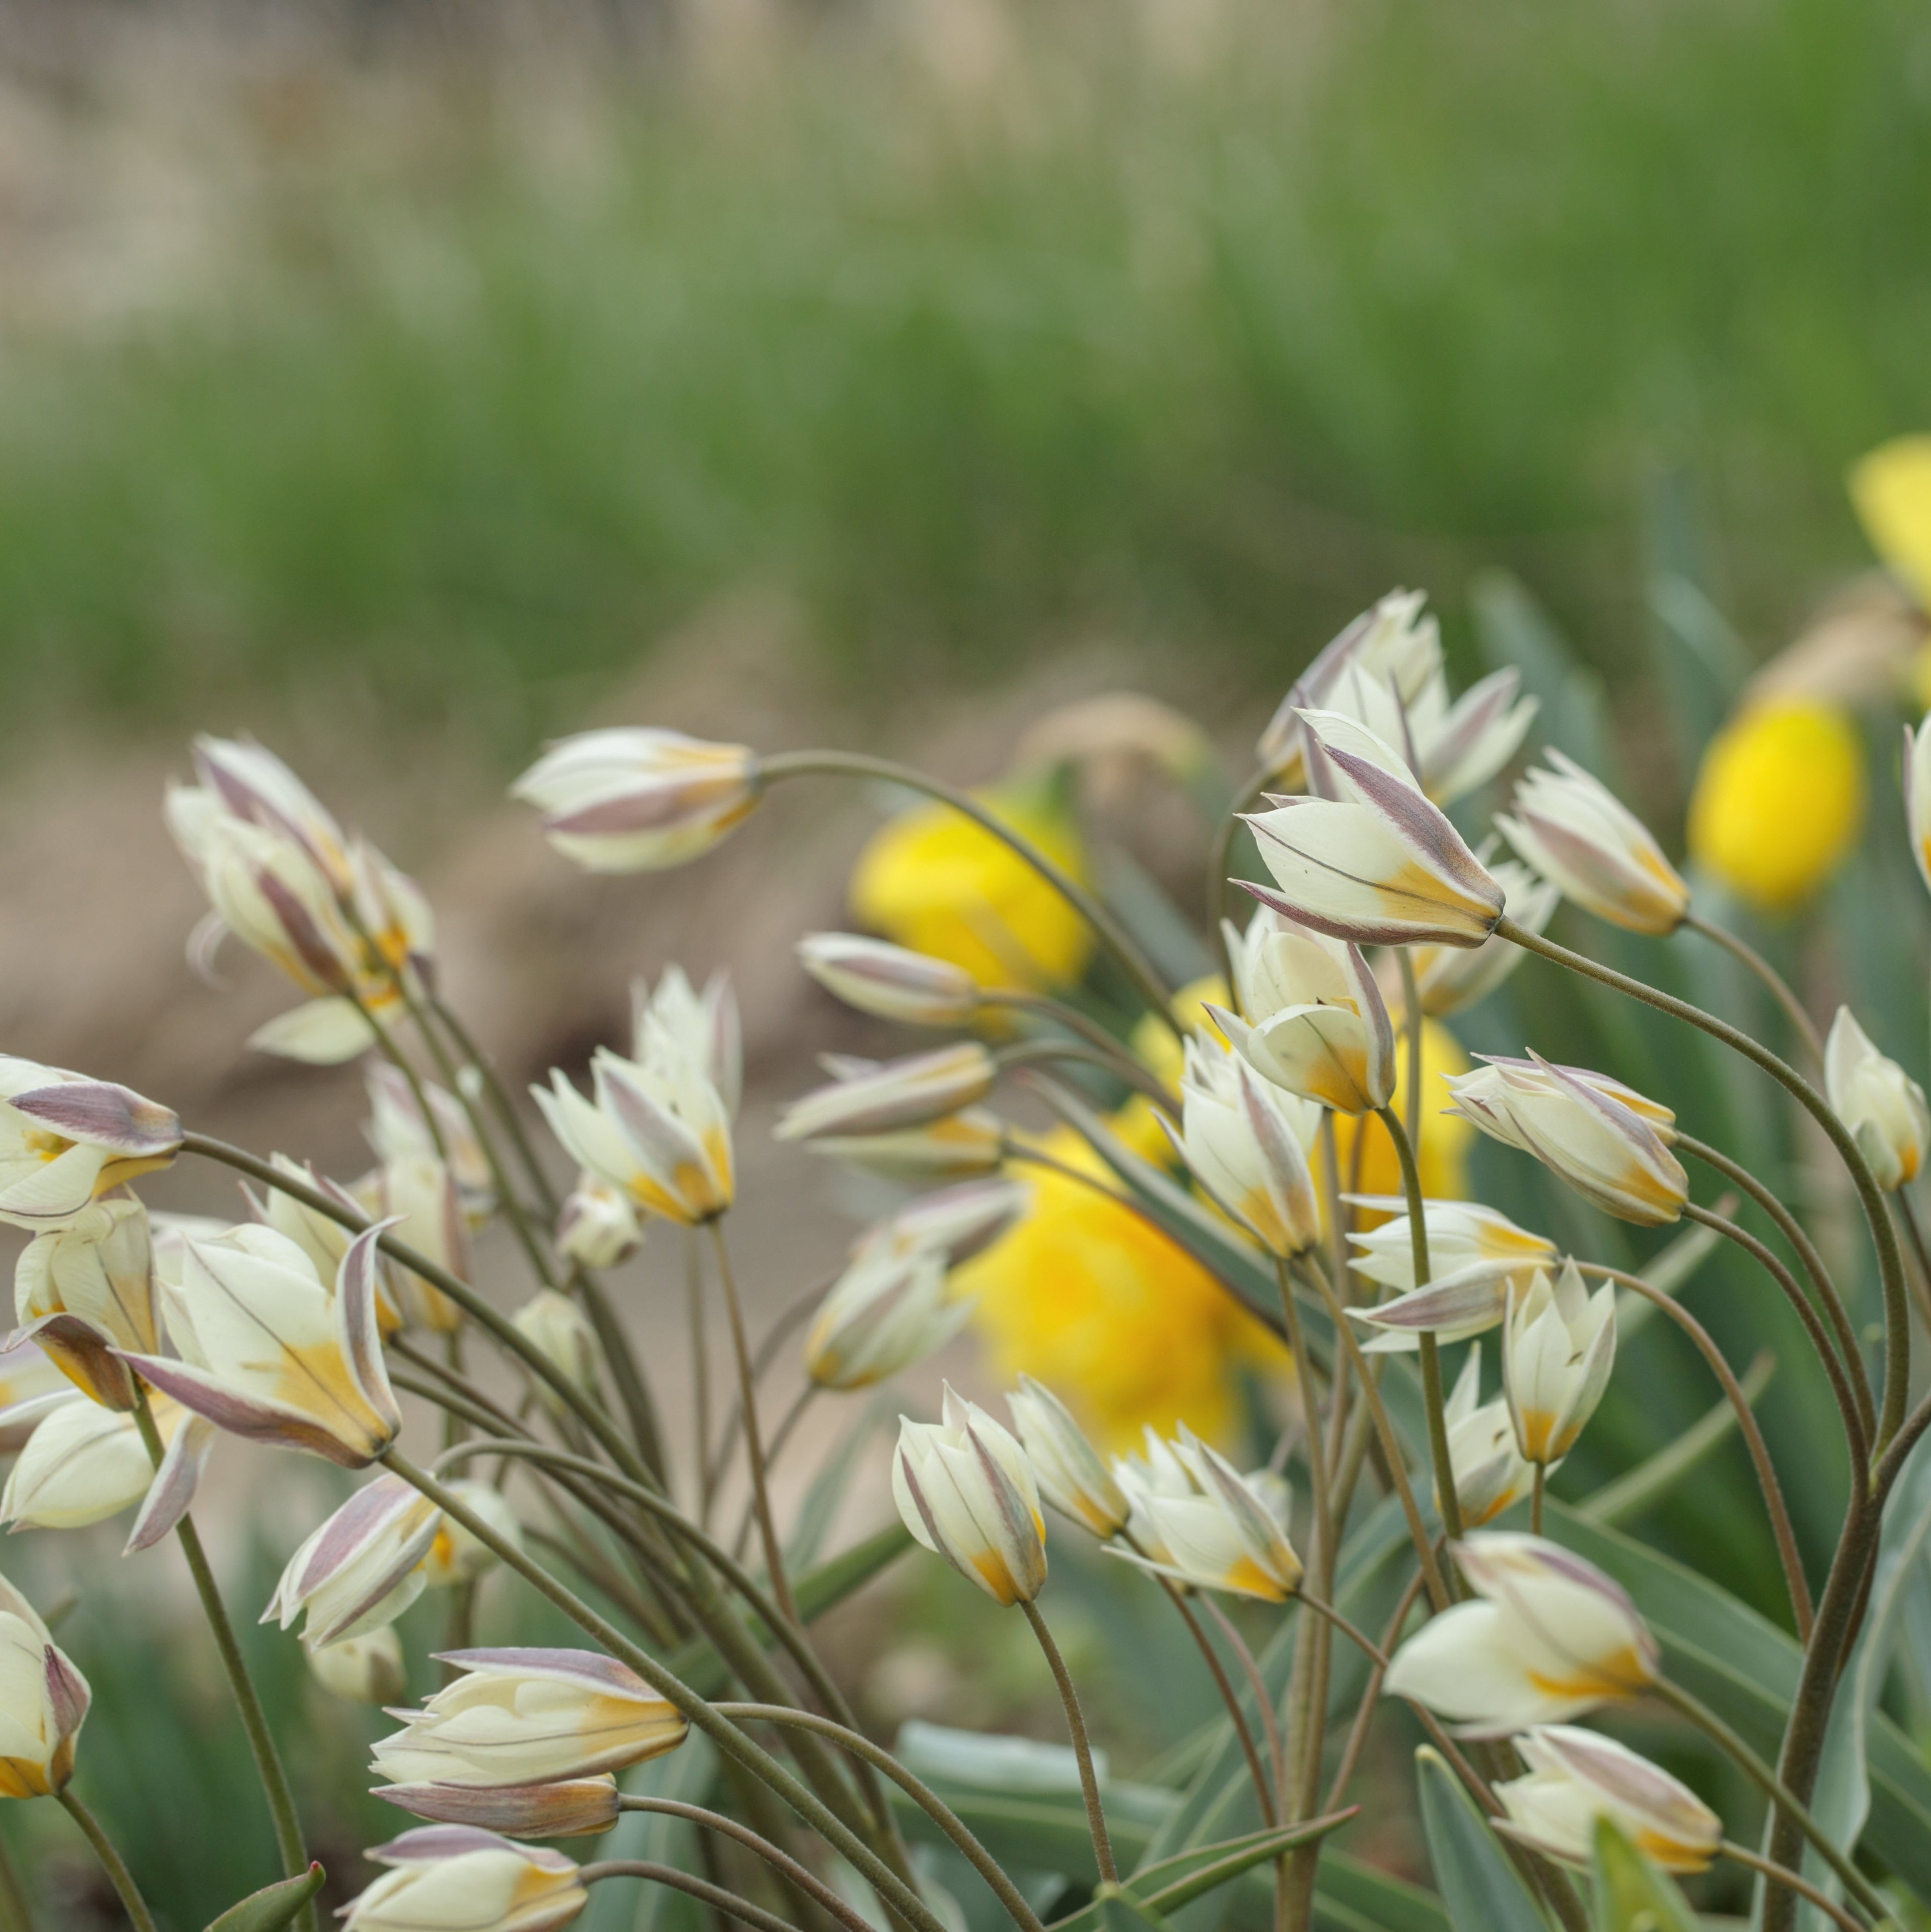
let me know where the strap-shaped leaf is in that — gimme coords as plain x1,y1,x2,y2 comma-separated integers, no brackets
1414,1749,1548,1932
204,1863,325,1932
1587,1818,1697,1932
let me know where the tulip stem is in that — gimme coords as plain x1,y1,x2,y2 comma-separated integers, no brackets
0,1834,32,1932
691,1230,717,1525
56,1791,156,1932
580,1860,801,1932
1891,1189,1931,1337
425,987,564,1217
129,1391,314,1932
1682,912,1826,1067
758,750,1179,1037
380,1450,949,1932
1020,1599,1117,1885
1395,950,1425,1159
1154,1581,1279,1826
1717,1843,1872,1932
1577,1262,1814,1640
979,988,1165,1075
1374,1106,1463,1552
993,1038,1180,1115
1322,1568,1429,1812
1495,914,1911,1456
712,1705,1050,1932
1649,1678,1890,1923
1529,1462,1545,1536
708,1220,801,1629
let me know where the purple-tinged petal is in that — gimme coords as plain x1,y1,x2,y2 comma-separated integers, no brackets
8,1083,182,1156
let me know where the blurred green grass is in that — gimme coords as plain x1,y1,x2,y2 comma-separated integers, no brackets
3,0,1930,747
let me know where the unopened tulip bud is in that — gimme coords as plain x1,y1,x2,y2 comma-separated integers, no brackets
344,1827,587,1932
362,1155,469,1334
1825,1005,1929,1190
1008,1377,1129,1539
513,726,761,874
267,1474,444,1648
310,1626,408,1706
185,734,354,893
373,1649,686,1788
555,1173,643,1270
512,1292,604,1409
1448,1054,1686,1226
894,1384,1047,1606
1503,1260,1615,1465
1496,1726,1721,1874
806,1110,1007,1181
1170,1032,1322,1258
1438,1348,1532,1529
1384,1532,1658,1735
245,1154,359,1288
0,1060,181,1231
1499,752,1690,935
797,934,980,1027
377,1777,620,1840
0,1391,195,1533
1243,711,1504,948
805,1245,971,1390
776,1043,998,1143
422,1481,522,1589
1113,1426,1303,1602
0,1573,89,1796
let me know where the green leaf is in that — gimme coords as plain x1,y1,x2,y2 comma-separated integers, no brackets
1587,1818,1698,1932
1309,1855,1448,1932
204,1864,325,1932
1577,1351,1772,1527
1413,1748,1549,1932
1098,1885,1179,1932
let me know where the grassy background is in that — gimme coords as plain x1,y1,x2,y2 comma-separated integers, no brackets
3,0,1929,752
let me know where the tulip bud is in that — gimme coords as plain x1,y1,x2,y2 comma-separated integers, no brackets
1410,859,1559,1017
1824,1005,1929,1190
805,1245,971,1391
633,966,742,1119
0,1572,89,1797
0,1391,193,1533
1447,1054,1686,1226
894,1384,1048,1606
1495,1726,1721,1874
775,1044,999,1144
555,1173,643,1271
512,1292,604,1409
512,726,761,874
1170,1033,1322,1258
1498,751,1690,935
310,1627,409,1706
1439,1349,1533,1529
422,1481,522,1589
1007,1377,1129,1539
373,1649,686,1788
1383,1531,1659,1735
806,1110,1007,1181
377,1777,620,1840
1110,1430,1194,1569
797,934,981,1027
266,1474,444,1648
856,1178,1029,1270
245,1154,359,1288
186,734,354,894
344,1827,587,1932
1907,718,1931,900
1242,711,1505,948
1112,1425,1304,1602
1502,1260,1615,1465
0,1059,182,1231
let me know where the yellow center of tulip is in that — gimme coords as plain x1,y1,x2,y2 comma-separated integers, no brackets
22,1129,70,1164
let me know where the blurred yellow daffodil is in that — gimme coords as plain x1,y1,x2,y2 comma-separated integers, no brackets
848,774,1094,994
1852,435,1931,610
1686,700,1864,913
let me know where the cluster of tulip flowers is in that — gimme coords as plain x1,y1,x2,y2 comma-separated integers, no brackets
0,589,1927,1932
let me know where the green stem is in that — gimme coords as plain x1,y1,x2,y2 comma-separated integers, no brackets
130,1393,313,1932
426,987,564,1217
579,1860,800,1932
759,749,1177,1035
380,1450,945,1932
1892,1189,1931,1336
1374,1106,1461,1549
1497,913,1911,1454
1395,950,1424,1156
1682,911,1825,1067
1717,1843,1868,1932
994,1038,1179,1114
1154,1580,1277,1827
1020,1600,1116,1885
690,1231,717,1524
56,1791,156,1932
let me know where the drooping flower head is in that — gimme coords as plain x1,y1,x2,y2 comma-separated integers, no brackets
1495,1727,1720,1874
0,1572,89,1798
342,1826,587,1932
0,1061,181,1231
893,1384,1048,1606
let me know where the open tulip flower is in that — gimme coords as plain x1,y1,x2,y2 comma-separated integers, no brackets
1448,1053,1687,1225
1502,1259,1616,1465
372,1649,685,1792
14,1196,162,1407
1111,1425,1303,1602
343,1826,587,1932
0,1061,181,1231
633,965,743,1119
1347,1199,1556,1353
805,1241,972,1390
894,1384,1048,1606
1384,1532,1659,1734
0,1572,89,1800
128,1222,402,1468
1439,1350,1534,1529
1495,1726,1721,1873
366,1062,496,1226
1824,1004,1929,1190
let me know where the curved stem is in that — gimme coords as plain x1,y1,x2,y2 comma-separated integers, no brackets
1497,914,1910,1453
1208,763,1274,994
615,1796,879,1932
129,1392,313,1931
1323,1568,1428,1812
55,1791,157,1932
379,1450,946,1932
1156,1581,1277,1826
1682,912,1826,1067
731,1386,818,1562
1717,1843,1869,1932
1683,1204,1870,1473
978,989,1159,1071
709,1219,800,1629
1375,1107,1461,1550
1576,1263,1813,1640
1677,1134,1871,1438
713,1705,1048,1932
580,1860,800,1932
994,1039,1178,1115
1201,1595,1287,1818
1020,1600,1115,1885
759,749,1177,1034
1892,1189,1931,1336
1651,1679,1890,1924
1295,1589,1389,1669
426,987,563,1217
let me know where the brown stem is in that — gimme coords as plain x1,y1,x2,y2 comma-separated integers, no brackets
1892,1189,1931,1337
1158,1581,1277,1826
579,1861,799,1932
1717,1843,1870,1932
1322,1569,1428,1812
1021,1600,1116,1884
56,1792,157,1932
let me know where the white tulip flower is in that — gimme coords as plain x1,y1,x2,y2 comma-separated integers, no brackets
421,1481,522,1591
512,1292,605,1408
0,1391,198,1536
554,1173,644,1271
343,1826,587,1932
894,1384,1048,1606
0,1060,181,1231
0,1572,90,1798
267,1474,445,1648
797,933,980,1028
1410,859,1559,1017
775,1043,998,1144
633,966,742,1119
1906,718,1931,899
1495,1726,1721,1874
1111,1425,1303,1602
376,1776,621,1840
1503,1261,1616,1466
15,1196,161,1409
366,1063,495,1226
804,1110,1007,1181
1824,1005,1929,1191
1007,1377,1130,1540
309,1626,408,1706
1439,1349,1533,1529
805,1244,972,1391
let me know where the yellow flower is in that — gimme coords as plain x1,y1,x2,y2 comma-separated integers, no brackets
1333,1019,1473,1210
959,1125,1284,1452
848,777,1094,993
1852,435,1931,607
1687,700,1864,913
